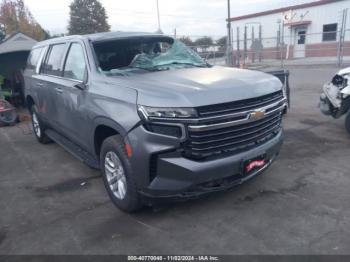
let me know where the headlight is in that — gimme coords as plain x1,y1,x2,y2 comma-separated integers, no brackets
138,105,197,120
332,74,348,89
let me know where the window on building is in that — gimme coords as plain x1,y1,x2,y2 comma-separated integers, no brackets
42,44,66,76
297,30,306,45
63,43,87,81
322,23,337,42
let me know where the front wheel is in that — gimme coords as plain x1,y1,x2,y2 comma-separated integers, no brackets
100,135,142,212
345,112,350,136
31,105,51,144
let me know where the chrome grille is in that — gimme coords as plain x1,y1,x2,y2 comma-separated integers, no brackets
197,91,284,118
184,91,285,160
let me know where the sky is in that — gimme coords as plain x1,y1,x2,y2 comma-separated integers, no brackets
18,0,315,38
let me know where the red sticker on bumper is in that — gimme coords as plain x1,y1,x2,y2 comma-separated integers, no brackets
245,160,266,173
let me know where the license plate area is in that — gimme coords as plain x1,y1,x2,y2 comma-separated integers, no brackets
242,154,268,176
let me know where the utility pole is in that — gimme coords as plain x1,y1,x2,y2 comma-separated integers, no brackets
337,8,348,67
281,20,285,68
226,0,233,66
156,0,163,34
258,24,262,62
244,25,247,63
236,27,240,67
251,26,255,63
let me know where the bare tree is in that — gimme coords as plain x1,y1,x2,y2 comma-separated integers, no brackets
178,36,194,47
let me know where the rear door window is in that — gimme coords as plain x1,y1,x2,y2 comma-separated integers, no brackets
27,47,44,70
42,44,67,76
63,43,87,81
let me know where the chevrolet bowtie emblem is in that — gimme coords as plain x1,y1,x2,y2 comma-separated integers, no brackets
250,110,266,120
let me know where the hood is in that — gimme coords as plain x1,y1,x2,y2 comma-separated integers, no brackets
120,66,283,107
338,67,350,76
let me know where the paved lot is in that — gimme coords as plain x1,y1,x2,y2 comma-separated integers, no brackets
1,65,350,255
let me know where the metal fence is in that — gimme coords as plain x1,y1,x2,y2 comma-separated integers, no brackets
230,29,350,68
182,28,350,68
186,45,226,65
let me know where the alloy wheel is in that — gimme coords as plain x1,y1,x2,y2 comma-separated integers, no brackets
32,112,41,138
104,151,127,200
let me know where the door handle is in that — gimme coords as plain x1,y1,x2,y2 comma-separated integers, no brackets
37,83,44,87
55,87,63,94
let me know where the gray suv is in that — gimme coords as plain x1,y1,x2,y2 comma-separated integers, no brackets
24,32,286,212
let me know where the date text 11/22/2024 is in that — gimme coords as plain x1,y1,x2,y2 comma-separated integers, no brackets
127,255,220,261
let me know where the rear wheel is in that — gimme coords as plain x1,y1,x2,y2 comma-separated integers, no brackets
31,105,51,144
100,135,142,212
345,112,350,136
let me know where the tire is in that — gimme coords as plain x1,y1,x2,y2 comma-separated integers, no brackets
100,135,142,212
345,112,350,136
31,105,51,144
0,100,17,126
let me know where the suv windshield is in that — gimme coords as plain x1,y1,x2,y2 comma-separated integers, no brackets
93,37,207,75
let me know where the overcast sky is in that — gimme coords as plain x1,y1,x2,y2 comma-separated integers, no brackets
21,0,314,38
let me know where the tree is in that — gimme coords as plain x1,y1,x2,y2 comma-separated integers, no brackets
216,36,227,47
49,33,66,39
178,36,194,47
0,0,46,41
216,36,227,52
194,36,213,51
68,0,110,35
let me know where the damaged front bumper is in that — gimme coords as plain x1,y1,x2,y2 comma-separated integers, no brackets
127,125,283,205
320,72,350,118
319,83,341,116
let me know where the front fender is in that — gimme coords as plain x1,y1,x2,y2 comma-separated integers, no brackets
90,116,142,157
93,116,129,137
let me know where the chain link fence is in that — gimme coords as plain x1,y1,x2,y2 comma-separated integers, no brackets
230,29,350,68
180,28,350,68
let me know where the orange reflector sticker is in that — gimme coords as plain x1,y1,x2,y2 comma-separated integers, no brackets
125,143,133,158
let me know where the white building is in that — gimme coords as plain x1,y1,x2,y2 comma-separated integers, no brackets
228,0,350,59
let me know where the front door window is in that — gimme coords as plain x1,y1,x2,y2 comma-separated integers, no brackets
63,43,87,82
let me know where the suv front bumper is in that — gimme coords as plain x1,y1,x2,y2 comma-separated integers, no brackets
127,126,283,203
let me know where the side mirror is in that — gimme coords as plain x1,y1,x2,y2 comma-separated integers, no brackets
74,83,87,90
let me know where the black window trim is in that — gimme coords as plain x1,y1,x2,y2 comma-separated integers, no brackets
297,30,306,45
36,45,48,74
40,42,69,77
322,23,338,42
39,40,90,84
26,46,44,71
62,41,89,83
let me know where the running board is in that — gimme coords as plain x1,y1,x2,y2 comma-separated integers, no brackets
45,129,100,169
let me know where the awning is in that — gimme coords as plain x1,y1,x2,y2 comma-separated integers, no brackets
284,20,312,27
